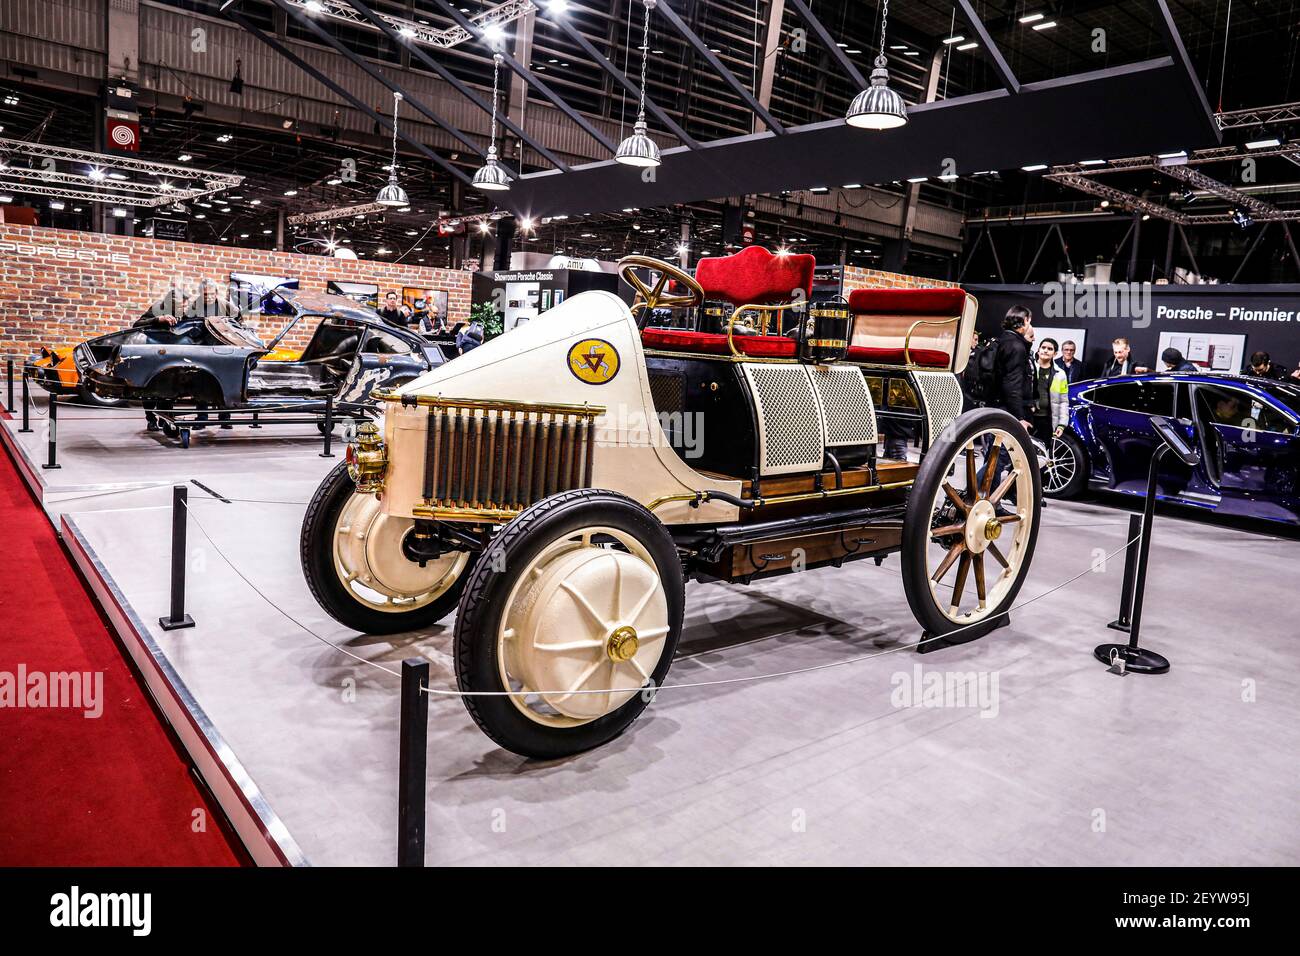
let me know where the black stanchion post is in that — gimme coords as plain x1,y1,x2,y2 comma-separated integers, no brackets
42,394,61,470
249,410,261,429
1094,445,1173,674
6,358,13,413
398,658,429,867
19,367,32,433
319,395,334,458
159,484,196,631
1107,513,1142,632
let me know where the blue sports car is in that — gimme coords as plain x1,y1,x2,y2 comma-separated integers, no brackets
1043,371,1300,526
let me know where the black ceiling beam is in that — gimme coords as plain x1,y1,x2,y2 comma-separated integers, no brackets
343,0,569,173
541,3,700,149
654,0,785,134
426,0,619,154
502,57,1222,219
266,0,501,173
954,0,1019,94
785,0,867,91
1148,0,1220,142
227,9,473,186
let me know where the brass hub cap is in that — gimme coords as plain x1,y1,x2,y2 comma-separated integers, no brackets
606,625,640,663
984,517,1003,541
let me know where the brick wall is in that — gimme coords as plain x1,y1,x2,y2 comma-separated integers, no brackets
841,265,959,292
0,223,472,358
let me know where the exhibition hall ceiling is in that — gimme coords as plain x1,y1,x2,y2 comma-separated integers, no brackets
0,0,1296,274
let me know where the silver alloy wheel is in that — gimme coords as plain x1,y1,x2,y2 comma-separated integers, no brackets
1041,434,1078,495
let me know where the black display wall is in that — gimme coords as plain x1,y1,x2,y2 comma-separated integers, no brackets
967,283,1300,376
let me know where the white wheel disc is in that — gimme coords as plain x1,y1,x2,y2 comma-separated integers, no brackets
332,492,468,613
498,526,670,725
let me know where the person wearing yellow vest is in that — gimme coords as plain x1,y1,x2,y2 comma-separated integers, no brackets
1032,338,1070,440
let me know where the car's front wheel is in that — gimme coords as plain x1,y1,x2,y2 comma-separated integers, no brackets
454,490,684,760
300,463,473,634
1042,429,1088,499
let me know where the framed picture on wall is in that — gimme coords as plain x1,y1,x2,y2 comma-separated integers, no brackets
229,272,299,315
327,280,379,308
403,287,450,331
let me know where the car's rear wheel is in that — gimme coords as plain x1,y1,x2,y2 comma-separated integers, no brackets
902,408,1041,640
75,385,126,408
1042,429,1089,499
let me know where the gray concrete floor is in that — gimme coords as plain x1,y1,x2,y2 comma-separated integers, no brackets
7,401,1300,866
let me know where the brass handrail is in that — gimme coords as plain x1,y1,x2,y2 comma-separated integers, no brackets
726,302,799,357
372,389,605,418
901,315,961,367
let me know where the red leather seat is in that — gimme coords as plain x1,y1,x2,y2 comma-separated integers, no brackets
695,245,816,305
641,328,796,358
844,345,951,367
845,287,966,368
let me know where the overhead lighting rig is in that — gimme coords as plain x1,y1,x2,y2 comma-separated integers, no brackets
0,138,242,208
287,201,394,225
264,0,537,51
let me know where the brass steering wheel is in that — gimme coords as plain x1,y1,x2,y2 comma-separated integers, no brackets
617,255,705,324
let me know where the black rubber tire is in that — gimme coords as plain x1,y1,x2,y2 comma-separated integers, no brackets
299,462,472,634
454,489,684,760
75,385,126,408
901,407,1042,639
1042,429,1089,500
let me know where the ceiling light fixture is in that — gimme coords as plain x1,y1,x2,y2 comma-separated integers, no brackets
943,36,965,45
616,0,662,168
1033,20,1057,31
472,54,512,191
957,42,978,51
375,91,410,207
846,0,908,130
1019,13,1044,24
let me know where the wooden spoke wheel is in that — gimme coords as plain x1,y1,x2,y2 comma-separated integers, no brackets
902,408,1041,638
617,254,705,322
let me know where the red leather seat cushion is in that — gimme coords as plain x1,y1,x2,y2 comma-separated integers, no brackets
847,287,968,315
695,246,816,305
845,345,951,368
642,328,796,358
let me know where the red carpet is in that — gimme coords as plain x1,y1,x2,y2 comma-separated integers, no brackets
0,441,244,866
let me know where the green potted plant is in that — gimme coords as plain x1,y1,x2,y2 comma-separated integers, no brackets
472,300,503,339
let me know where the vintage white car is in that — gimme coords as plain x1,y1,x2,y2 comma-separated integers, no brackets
300,248,1041,758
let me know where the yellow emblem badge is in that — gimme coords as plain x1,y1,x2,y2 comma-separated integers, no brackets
567,338,620,385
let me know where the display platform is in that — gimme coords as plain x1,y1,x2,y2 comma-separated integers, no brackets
8,392,1299,866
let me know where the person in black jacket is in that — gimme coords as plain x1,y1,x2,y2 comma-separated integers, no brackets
1161,347,1198,372
1245,350,1290,380
975,305,1036,502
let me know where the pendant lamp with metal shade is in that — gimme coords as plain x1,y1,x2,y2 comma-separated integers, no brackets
615,0,661,168
473,53,512,191
375,91,410,207
846,0,908,130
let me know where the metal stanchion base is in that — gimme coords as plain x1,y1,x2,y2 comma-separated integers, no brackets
1093,643,1169,674
42,463,61,470
1106,619,1132,633
159,614,196,631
